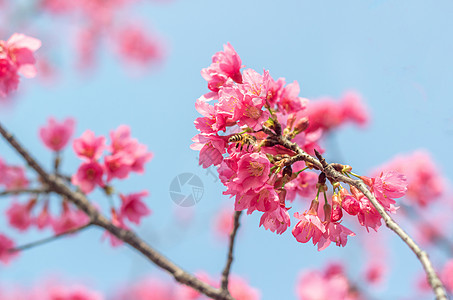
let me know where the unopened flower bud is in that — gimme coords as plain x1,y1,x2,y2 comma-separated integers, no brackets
331,193,343,222
294,117,309,134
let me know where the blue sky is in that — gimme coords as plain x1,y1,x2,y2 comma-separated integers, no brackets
1,0,453,299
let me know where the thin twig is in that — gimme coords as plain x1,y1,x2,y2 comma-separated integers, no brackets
9,222,93,252
268,121,448,300
221,211,243,293
0,188,51,197
0,121,235,300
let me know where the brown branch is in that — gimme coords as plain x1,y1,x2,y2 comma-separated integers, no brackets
267,121,448,300
0,121,235,300
0,188,51,197
9,222,93,252
221,211,243,293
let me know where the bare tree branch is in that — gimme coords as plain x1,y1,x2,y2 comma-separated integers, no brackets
0,121,235,300
221,211,242,293
9,223,93,252
0,188,51,197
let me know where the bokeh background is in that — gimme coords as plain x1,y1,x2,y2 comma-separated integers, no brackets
1,0,453,299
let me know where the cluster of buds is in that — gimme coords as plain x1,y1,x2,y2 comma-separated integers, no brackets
192,44,407,250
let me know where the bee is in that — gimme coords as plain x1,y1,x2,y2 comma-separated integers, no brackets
228,133,257,151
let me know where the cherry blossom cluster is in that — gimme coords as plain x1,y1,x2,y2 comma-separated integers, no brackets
372,150,444,207
0,117,153,264
296,263,363,300
0,33,41,98
0,1,164,75
0,273,259,300
192,43,408,251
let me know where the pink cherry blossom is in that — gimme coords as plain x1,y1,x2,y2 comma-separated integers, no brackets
285,171,318,202
259,205,291,234
364,261,386,285
235,184,279,214
109,125,135,153
47,284,104,300
205,42,243,84
296,268,349,300
36,200,52,230
234,152,270,192
292,203,326,245
0,233,18,264
52,202,90,234
4,33,41,78
115,24,164,67
357,197,383,232
277,81,307,114
39,117,75,151
362,170,407,211
104,152,134,181
6,199,36,231
441,259,453,292
0,58,19,97
317,222,355,251
113,277,174,300
72,161,104,194
0,165,29,189
212,206,235,238
241,69,270,100
119,191,151,225
339,187,360,216
373,150,443,207
340,91,369,127
191,133,227,168
237,94,270,130
330,193,343,222
229,275,261,300
73,130,106,161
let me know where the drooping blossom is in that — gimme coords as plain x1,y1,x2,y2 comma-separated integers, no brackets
259,205,291,234
6,199,36,231
317,222,355,251
52,202,90,234
39,117,75,151
292,202,326,246
119,191,151,225
0,165,29,189
235,184,279,214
